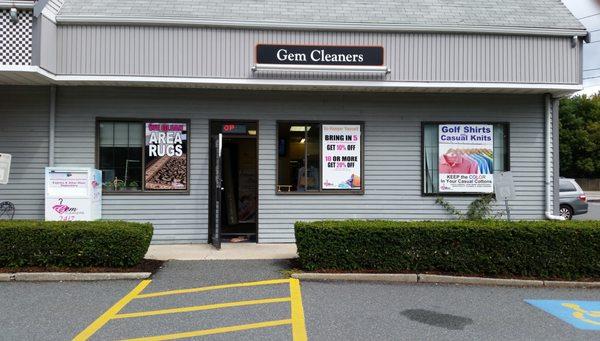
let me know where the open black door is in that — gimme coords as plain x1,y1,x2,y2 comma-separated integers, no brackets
210,133,223,249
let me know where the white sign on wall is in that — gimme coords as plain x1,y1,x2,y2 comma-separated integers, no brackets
494,171,516,201
0,153,11,185
438,124,494,193
321,124,361,190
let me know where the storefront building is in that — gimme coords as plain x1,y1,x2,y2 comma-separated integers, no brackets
0,0,589,244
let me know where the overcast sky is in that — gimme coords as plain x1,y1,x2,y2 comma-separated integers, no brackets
562,0,600,94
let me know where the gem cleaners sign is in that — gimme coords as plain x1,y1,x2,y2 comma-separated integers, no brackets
256,45,383,66
438,124,494,193
322,124,361,190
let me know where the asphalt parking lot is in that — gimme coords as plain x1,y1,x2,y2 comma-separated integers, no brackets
574,201,600,220
2,260,600,340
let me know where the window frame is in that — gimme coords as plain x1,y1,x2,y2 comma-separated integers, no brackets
420,121,510,197
275,120,365,195
95,117,191,196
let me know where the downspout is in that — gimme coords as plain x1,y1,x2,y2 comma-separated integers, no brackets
544,94,565,220
48,86,56,166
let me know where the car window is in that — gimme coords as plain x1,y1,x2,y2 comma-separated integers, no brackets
559,180,577,192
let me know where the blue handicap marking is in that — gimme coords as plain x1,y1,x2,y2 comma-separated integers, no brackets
525,299,600,330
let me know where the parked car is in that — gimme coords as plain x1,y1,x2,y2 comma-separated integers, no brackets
559,178,588,220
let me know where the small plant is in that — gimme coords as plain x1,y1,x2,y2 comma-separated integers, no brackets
435,194,497,220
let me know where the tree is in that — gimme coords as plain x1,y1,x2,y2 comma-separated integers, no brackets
559,94,600,178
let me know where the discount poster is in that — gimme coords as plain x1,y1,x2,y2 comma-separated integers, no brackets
144,122,188,191
322,124,361,190
438,124,494,193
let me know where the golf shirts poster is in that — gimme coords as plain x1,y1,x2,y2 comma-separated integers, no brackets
438,124,494,193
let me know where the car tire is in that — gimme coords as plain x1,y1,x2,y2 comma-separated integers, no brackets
560,205,573,220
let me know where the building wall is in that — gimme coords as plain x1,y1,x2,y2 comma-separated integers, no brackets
55,26,582,85
33,87,549,243
0,86,49,219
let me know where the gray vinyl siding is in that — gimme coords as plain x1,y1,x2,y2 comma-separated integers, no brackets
38,15,57,73
43,87,549,243
0,86,49,219
55,26,582,84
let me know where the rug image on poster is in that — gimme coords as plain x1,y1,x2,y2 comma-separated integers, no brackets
438,124,493,193
144,122,188,190
322,124,361,190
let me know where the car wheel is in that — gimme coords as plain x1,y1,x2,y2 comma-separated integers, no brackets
559,205,573,220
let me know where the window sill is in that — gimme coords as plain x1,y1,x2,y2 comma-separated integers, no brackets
102,191,190,196
275,190,364,195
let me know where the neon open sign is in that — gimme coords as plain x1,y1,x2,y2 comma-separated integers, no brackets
222,124,247,134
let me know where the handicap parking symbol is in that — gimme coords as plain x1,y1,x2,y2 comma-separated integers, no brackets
526,299,600,330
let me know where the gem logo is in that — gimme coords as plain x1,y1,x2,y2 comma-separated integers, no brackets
52,198,76,214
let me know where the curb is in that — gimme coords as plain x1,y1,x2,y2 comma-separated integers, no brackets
1,272,151,282
291,273,600,288
292,273,418,283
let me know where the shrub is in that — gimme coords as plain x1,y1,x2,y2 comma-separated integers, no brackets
295,220,600,280
0,220,153,268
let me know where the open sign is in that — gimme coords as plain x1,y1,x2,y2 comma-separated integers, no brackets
222,124,247,135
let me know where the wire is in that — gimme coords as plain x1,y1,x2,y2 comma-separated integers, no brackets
577,12,600,20
584,67,600,72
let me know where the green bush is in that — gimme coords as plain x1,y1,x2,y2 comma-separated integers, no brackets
295,220,600,280
0,220,153,268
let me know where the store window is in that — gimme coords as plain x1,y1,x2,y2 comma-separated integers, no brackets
99,121,144,192
423,122,509,194
277,122,363,193
97,119,189,193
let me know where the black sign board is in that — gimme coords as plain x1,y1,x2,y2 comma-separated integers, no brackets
256,45,383,66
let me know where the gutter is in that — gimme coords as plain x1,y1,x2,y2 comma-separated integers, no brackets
54,15,589,38
544,94,565,221
0,1,34,9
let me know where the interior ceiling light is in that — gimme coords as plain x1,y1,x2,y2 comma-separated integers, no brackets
9,7,18,23
290,126,311,132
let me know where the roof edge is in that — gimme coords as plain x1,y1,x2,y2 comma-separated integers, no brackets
55,15,589,37
0,65,584,97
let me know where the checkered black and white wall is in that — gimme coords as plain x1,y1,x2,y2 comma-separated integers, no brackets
1,9,33,66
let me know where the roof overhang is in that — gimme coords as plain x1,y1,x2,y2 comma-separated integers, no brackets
54,15,589,38
0,65,583,97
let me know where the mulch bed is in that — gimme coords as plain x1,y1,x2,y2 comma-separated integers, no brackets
0,259,165,274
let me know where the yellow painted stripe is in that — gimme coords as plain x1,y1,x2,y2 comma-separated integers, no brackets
114,297,291,319
73,280,151,341
122,319,292,341
135,278,290,299
289,278,308,341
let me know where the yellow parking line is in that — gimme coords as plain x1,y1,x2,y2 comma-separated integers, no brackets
289,278,308,341
114,297,291,319
135,278,291,299
73,280,151,341
122,319,293,341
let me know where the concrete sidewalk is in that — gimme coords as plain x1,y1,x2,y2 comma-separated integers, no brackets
145,243,297,260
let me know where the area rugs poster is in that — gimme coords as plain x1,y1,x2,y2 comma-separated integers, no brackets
322,124,361,190
145,122,188,191
438,124,494,193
